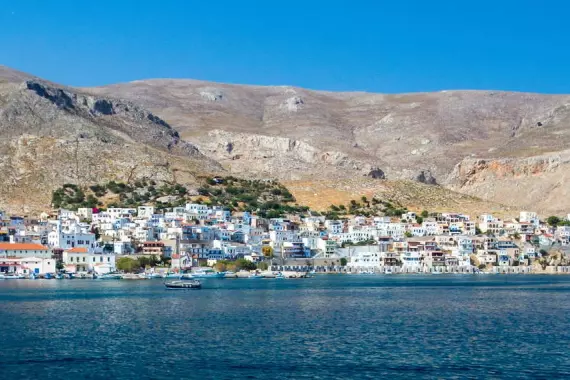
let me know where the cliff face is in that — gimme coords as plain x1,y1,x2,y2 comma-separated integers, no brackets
193,130,385,180
0,77,221,214
447,151,570,214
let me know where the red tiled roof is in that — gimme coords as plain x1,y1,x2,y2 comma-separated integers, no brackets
0,243,48,251
66,247,88,253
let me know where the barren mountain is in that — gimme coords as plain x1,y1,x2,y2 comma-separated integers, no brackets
0,67,221,214
86,78,570,214
1,65,569,215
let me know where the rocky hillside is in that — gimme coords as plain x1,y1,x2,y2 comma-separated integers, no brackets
0,68,221,214
85,78,570,214
2,65,570,215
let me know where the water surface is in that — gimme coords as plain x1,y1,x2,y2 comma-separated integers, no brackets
1,275,569,379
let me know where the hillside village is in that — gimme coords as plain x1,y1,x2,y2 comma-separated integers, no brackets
1,178,570,276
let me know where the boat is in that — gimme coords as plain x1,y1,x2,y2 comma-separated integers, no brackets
0,273,25,279
248,273,264,279
98,272,122,280
121,273,147,280
384,268,393,275
190,269,225,279
224,271,238,278
145,273,163,279
164,280,202,289
165,272,181,278
275,272,285,279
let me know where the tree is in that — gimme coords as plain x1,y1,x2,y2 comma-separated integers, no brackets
214,261,227,272
340,257,347,266
539,249,549,257
421,210,429,218
547,216,561,227
404,231,413,238
257,262,269,271
416,216,423,224
361,196,368,204
116,257,139,272
235,258,257,271
478,264,486,270
475,226,483,235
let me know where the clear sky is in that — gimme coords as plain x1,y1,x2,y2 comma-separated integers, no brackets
1,0,568,93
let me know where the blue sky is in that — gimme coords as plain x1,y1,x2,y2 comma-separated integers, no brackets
0,0,568,93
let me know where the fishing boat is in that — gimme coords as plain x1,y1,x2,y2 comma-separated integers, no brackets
145,273,163,279
248,273,264,279
165,272,181,278
164,280,201,289
190,269,225,279
0,273,25,279
98,272,122,280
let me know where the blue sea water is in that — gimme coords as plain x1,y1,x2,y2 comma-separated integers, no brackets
1,275,570,379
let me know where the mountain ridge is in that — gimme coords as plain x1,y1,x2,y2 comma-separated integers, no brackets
1,65,569,215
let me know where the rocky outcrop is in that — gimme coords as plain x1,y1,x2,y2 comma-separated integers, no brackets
446,151,570,213
367,168,386,179
194,130,384,180
413,169,437,185
21,80,204,157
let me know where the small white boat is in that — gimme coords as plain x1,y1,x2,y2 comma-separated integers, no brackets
0,273,25,279
224,271,238,278
121,273,147,280
384,268,393,275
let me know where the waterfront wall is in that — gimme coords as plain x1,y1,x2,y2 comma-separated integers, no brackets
269,265,570,274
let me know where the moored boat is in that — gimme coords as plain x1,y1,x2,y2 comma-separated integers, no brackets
224,271,238,278
164,280,202,289
121,273,147,280
0,273,25,279
98,272,122,280
190,269,225,279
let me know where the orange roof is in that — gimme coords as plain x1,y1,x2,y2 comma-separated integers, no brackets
66,247,88,253
0,243,48,251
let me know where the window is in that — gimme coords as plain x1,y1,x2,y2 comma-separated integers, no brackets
82,257,85,262
70,257,73,262
92,257,95,262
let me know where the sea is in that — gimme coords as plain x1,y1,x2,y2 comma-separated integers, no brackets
1,275,569,379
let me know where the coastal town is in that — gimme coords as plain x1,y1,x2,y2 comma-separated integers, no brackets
2,179,570,280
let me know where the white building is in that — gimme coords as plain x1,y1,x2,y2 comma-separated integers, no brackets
0,243,51,259
62,248,116,274
138,206,155,219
